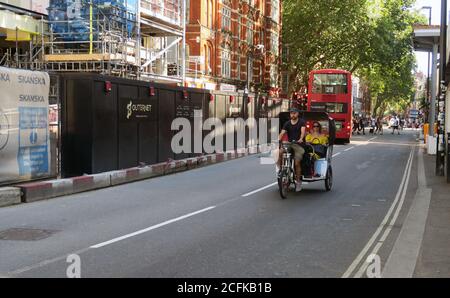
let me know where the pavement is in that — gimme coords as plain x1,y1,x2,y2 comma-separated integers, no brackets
0,129,448,278
413,150,450,277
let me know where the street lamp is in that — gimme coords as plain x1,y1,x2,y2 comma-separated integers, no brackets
421,6,432,25
247,44,264,91
421,6,432,111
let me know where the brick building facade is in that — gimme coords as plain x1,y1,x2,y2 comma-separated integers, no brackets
185,0,282,95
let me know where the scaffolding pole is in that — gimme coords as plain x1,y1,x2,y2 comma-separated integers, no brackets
182,0,186,85
89,0,93,54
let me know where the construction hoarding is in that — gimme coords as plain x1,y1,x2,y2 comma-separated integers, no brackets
0,67,51,184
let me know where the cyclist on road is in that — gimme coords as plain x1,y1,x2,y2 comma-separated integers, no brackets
277,107,306,192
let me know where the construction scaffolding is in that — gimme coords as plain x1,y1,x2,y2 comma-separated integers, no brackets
0,0,188,84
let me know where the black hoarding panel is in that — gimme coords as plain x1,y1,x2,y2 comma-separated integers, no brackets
190,91,206,156
215,94,228,151
137,86,158,165
205,93,217,153
62,78,93,177
226,94,244,150
118,84,139,169
138,121,158,165
92,80,118,173
60,73,221,176
158,88,176,162
174,91,191,160
245,93,257,147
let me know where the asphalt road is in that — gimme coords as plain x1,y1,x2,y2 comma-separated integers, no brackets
0,129,420,278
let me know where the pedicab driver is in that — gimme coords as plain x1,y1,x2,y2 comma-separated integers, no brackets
278,107,307,192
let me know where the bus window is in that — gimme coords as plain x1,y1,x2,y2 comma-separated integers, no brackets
312,74,348,94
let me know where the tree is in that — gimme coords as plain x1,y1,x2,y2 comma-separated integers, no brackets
282,0,423,114
282,0,373,89
357,0,419,116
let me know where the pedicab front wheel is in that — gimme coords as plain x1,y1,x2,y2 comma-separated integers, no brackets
325,166,333,191
278,170,289,199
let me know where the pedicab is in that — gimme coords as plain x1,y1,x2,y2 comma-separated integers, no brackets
277,111,336,199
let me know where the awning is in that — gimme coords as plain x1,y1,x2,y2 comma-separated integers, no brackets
413,25,440,52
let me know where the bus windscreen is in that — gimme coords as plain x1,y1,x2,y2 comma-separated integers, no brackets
312,74,348,94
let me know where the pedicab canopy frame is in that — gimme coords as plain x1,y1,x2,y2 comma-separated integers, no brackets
279,111,336,146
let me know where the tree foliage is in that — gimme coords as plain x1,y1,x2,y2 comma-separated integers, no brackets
282,0,425,115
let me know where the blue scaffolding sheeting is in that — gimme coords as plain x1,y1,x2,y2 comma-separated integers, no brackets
48,0,137,42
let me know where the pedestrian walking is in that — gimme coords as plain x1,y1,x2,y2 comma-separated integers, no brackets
369,116,376,134
358,116,365,135
352,117,359,135
375,117,383,135
390,115,400,135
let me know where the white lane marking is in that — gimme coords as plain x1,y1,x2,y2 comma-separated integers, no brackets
341,148,414,278
356,161,371,170
333,152,341,157
242,182,278,197
382,152,431,277
242,180,312,197
9,206,217,275
368,136,378,142
90,206,216,249
344,146,355,152
353,146,414,277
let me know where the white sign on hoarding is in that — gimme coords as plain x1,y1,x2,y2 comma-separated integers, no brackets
189,56,205,64
0,67,50,184
204,82,216,90
220,83,236,92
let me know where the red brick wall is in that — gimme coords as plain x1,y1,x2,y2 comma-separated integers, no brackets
185,0,281,89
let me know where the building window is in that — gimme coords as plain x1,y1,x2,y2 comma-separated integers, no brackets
236,54,241,79
186,0,190,24
237,16,241,40
258,64,263,83
204,45,208,74
247,57,253,84
222,50,231,78
222,6,231,30
247,20,253,45
271,33,279,55
270,64,278,87
272,0,280,23
208,0,213,28
185,44,190,71
207,45,212,75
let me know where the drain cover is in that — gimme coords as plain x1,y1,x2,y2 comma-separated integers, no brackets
0,228,58,241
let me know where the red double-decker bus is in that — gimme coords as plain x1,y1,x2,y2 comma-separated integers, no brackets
307,69,352,143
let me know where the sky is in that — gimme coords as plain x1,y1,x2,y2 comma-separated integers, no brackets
414,0,442,76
